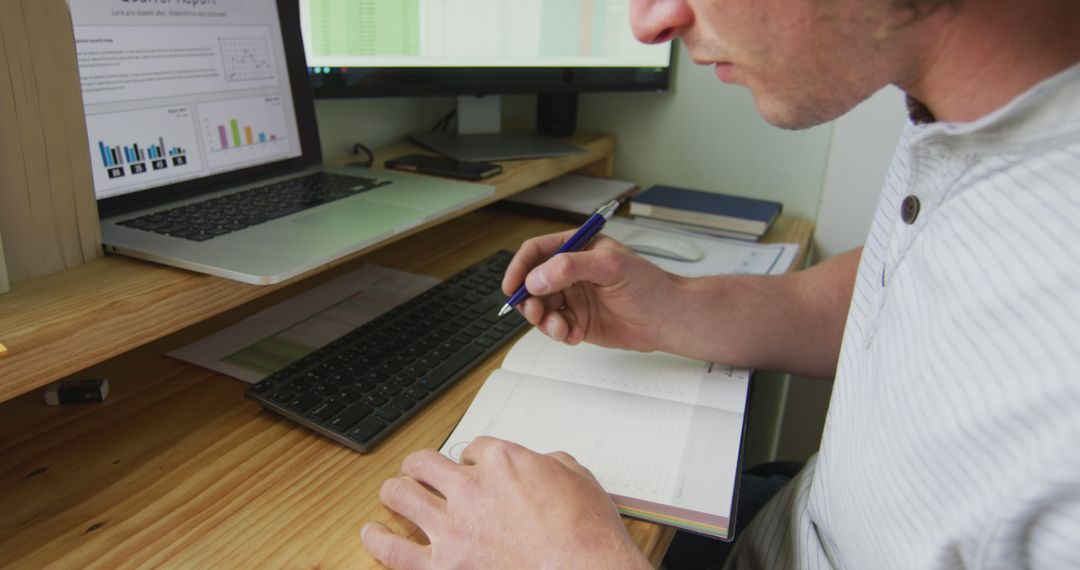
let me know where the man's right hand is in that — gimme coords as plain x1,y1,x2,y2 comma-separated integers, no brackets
503,231,859,378
502,229,687,352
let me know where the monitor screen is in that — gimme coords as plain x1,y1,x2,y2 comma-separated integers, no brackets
69,0,307,202
301,0,672,98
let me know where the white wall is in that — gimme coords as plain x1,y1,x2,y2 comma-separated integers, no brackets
315,96,458,159
577,44,835,221
813,86,908,259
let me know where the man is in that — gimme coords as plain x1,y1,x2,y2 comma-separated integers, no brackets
361,0,1080,567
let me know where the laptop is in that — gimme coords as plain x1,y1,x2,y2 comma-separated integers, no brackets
71,0,493,285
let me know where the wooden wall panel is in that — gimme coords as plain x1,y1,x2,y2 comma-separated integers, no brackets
0,0,101,284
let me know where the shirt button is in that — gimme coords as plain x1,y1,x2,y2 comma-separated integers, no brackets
901,195,921,224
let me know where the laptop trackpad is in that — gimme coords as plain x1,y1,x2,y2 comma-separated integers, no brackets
292,200,422,234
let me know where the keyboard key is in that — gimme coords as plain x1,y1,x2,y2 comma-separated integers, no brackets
329,373,353,387
404,387,428,400
253,380,275,393
390,396,415,411
336,388,363,402
378,384,402,396
419,343,484,390
288,379,313,393
270,390,294,404
308,400,346,422
376,407,401,422
327,403,374,433
287,392,323,413
354,381,377,393
392,375,416,387
363,393,388,407
348,417,387,443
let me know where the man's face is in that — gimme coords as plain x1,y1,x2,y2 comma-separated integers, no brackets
630,0,914,129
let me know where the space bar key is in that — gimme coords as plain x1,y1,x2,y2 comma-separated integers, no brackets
419,344,485,390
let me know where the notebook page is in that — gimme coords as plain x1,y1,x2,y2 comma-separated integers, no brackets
503,328,748,414
441,370,741,520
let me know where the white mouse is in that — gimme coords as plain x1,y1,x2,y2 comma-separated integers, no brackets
620,230,705,262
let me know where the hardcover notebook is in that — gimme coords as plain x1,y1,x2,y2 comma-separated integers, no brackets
630,185,782,237
441,328,750,539
504,174,639,222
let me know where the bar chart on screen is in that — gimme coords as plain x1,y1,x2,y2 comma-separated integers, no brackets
198,96,291,169
85,105,204,199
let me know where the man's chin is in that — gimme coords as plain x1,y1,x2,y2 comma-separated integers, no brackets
753,95,850,131
755,105,838,131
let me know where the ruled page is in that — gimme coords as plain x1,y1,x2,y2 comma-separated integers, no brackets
440,370,741,518
502,328,748,414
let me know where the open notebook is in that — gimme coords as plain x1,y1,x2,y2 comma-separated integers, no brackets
441,328,750,539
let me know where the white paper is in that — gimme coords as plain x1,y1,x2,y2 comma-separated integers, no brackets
603,218,798,277
169,265,440,382
441,328,749,525
441,368,743,519
504,328,749,414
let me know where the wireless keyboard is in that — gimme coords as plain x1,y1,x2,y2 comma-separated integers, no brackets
246,250,529,453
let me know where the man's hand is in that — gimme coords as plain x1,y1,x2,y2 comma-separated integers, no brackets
503,230,687,352
504,230,861,376
361,437,650,569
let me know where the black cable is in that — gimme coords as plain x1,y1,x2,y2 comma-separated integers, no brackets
349,142,374,168
431,110,456,133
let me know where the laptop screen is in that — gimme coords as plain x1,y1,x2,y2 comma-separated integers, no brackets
69,0,304,202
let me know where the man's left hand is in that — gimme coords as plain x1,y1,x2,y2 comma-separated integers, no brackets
361,436,650,569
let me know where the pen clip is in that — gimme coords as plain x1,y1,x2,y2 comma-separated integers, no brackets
594,199,620,219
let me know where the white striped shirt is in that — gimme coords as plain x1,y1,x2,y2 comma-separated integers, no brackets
728,64,1080,569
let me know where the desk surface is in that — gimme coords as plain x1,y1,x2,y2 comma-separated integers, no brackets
0,208,812,568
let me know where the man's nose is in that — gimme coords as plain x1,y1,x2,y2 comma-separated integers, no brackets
630,0,694,44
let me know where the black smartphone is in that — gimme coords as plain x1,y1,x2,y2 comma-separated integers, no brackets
384,154,502,180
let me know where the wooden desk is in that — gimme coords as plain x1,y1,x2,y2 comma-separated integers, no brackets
0,164,813,568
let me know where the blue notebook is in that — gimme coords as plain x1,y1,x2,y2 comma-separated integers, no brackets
630,185,782,236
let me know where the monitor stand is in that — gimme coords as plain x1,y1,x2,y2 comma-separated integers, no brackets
409,95,586,162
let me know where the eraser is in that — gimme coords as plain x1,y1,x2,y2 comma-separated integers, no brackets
45,379,109,406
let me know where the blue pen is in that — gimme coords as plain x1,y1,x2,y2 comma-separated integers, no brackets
498,199,621,317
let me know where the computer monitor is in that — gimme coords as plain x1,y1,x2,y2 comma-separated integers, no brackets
299,0,673,161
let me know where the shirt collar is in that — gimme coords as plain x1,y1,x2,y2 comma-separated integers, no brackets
905,62,1080,155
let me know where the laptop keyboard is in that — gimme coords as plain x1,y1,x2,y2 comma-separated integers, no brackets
246,250,530,453
116,172,389,242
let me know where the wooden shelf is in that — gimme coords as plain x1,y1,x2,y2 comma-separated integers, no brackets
0,134,615,403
